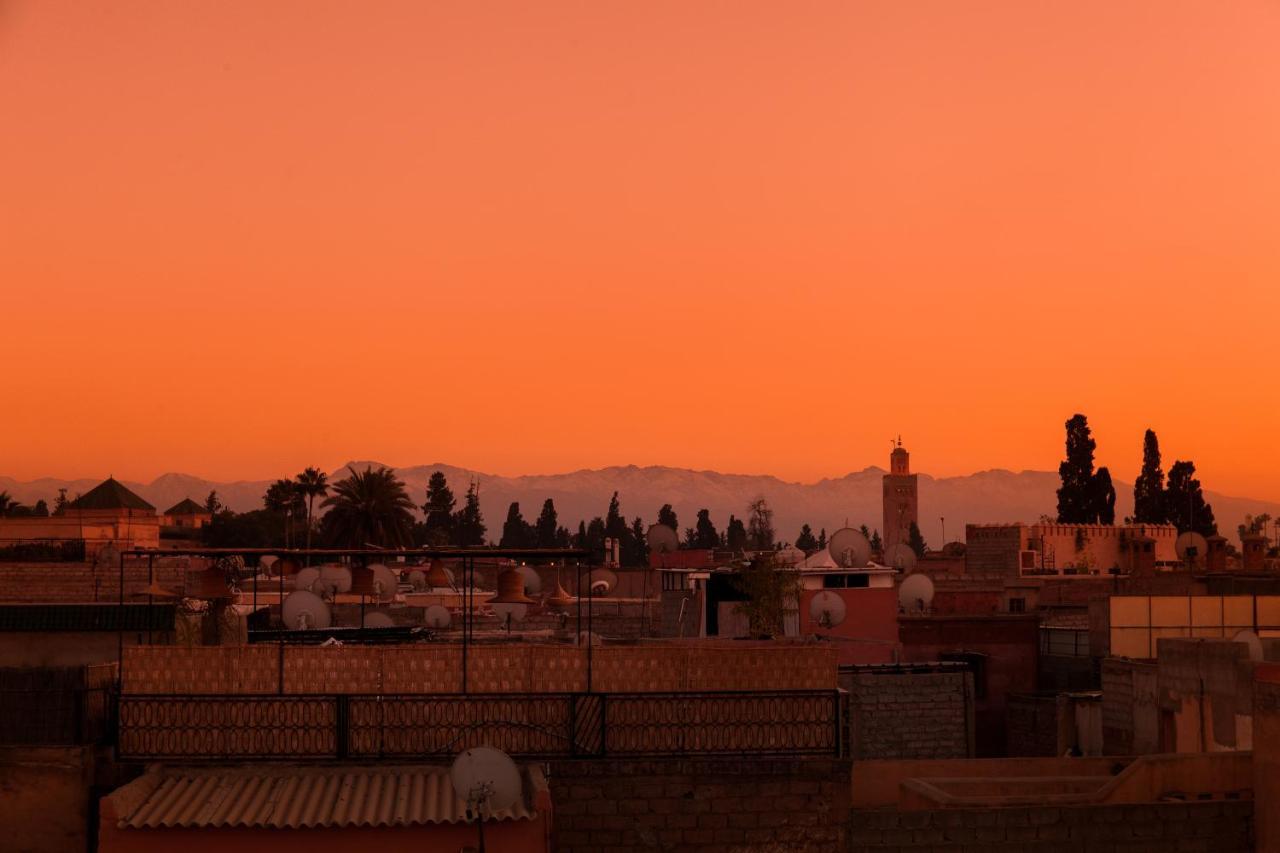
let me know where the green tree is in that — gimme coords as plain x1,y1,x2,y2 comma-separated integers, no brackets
1093,467,1117,525
630,516,649,566
499,502,534,547
795,524,818,552
1132,429,1166,524
817,528,827,550
907,521,928,558
1057,414,1098,523
870,529,883,555
657,504,679,533
1164,460,1217,537
725,515,748,551
295,467,329,553
732,552,801,638
535,499,560,548
452,481,487,546
693,509,720,549
319,465,417,548
746,497,775,550
203,508,280,548
264,479,305,516
420,471,456,546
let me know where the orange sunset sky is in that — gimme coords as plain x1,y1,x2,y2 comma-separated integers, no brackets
2,1,1278,498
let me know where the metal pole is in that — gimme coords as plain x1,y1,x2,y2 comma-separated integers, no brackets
587,573,594,693
462,556,469,694
147,553,154,645
117,551,125,693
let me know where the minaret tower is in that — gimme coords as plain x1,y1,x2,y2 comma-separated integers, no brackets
882,436,919,553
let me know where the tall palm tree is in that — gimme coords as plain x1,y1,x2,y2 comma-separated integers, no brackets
319,466,417,549
0,491,15,516
294,467,329,554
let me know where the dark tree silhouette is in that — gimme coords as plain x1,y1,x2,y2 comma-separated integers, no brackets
1165,461,1217,537
1056,414,1098,523
795,524,818,552
203,490,222,515
295,467,329,552
1132,429,1167,524
420,471,455,546
499,502,534,547
319,465,417,548
693,509,720,549
746,498,775,551
452,481,487,546
657,504,678,533
1093,467,1117,525
725,515,748,552
535,499,560,548
907,521,928,558
817,528,827,550
630,516,648,566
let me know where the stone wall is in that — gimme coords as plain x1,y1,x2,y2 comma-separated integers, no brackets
548,757,850,852
1101,657,1158,754
841,665,973,759
848,802,1254,852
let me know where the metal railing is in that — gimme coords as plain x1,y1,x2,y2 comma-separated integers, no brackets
116,689,843,761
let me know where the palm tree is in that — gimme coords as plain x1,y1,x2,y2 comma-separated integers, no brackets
263,479,305,548
319,466,417,549
0,491,15,516
294,467,329,554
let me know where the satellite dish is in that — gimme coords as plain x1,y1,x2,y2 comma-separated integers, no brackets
492,602,528,624
587,568,618,596
294,567,321,592
646,524,679,555
320,564,353,594
424,604,452,629
450,746,522,819
275,556,302,576
362,611,395,629
898,573,935,613
282,590,331,629
577,631,604,646
828,528,871,568
259,555,279,573
516,565,542,596
408,569,427,592
369,563,399,602
884,543,918,572
1233,629,1264,661
1176,532,1209,563
809,590,847,629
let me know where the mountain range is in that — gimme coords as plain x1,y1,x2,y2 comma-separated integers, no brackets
4,462,1277,547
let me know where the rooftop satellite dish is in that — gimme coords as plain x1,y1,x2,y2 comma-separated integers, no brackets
408,569,428,592
424,604,452,629
362,611,395,629
294,567,321,592
884,543,918,572
275,556,302,576
898,573,935,613
516,565,542,596
1233,629,1264,661
647,524,679,556
320,564,353,594
450,746,522,828
282,589,331,629
369,563,399,602
259,555,279,573
828,528,871,568
577,630,604,646
809,590,847,629
1176,532,1209,563
587,568,618,596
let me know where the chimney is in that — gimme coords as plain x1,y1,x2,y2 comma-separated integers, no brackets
1205,536,1229,573
1242,534,1268,573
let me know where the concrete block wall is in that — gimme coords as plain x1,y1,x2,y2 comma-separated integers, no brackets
841,667,973,759
549,757,851,852
848,801,1254,852
1101,657,1158,754
1005,693,1059,757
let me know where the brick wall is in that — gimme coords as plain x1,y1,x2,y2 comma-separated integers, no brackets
1005,693,1060,757
0,563,185,603
848,802,1254,852
549,757,850,852
841,666,973,759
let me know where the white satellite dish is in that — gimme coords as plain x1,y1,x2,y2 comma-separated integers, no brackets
259,555,279,573
320,564,353,594
587,568,618,596
884,543,918,572
362,611,395,629
828,528,871,568
516,565,542,596
424,604,452,629
294,567,321,592
898,573,935,613
282,590,331,629
809,590,847,629
1175,532,1209,563
450,746,522,821
370,563,399,602
577,630,604,646
646,524,679,555
492,602,528,624
408,569,427,592
1233,629,1263,661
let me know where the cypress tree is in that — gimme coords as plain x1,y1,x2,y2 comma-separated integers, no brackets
421,471,456,545
907,521,928,558
1056,414,1097,523
1165,461,1217,537
694,509,719,549
499,502,532,547
1093,467,1117,525
452,482,487,546
795,524,818,552
725,515,748,552
535,498,559,548
1132,429,1167,524
657,504,678,533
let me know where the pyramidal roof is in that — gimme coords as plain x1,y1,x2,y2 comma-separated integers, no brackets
164,497,207,516
68,477,155,512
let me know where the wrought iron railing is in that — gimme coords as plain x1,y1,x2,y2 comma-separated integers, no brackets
116,690,843,760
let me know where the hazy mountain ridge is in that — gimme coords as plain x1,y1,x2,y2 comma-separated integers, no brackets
3,463,1276,547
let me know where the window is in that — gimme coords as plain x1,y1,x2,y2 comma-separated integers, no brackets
1008,597,1026,613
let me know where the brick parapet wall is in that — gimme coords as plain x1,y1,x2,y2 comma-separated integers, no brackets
841,669,972,759
549,757,851,852
0,563,185,603
848,801,1253,852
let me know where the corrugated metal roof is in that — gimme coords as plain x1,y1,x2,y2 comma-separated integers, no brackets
118,764,540,829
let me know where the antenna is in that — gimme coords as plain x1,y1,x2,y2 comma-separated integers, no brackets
450,746,523,852
809,590,847,630
884,543,918,572
423,604,452,629
282,589,332,629
646,524,679,556
898,573,935,614
362,611,395,629
827,528,871,568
